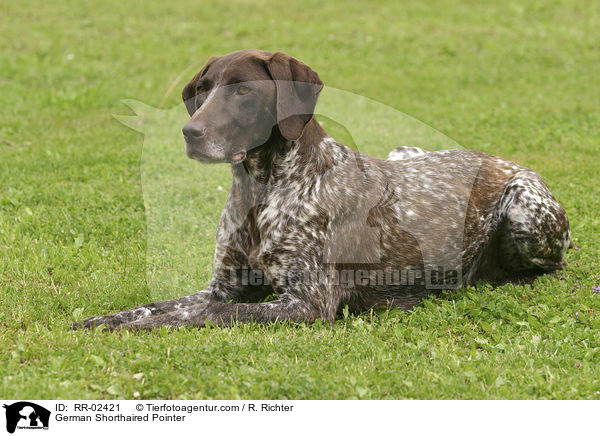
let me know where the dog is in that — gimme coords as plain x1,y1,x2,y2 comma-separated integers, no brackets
75,49,570,330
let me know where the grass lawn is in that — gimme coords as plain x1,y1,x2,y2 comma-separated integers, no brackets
1,0,599,399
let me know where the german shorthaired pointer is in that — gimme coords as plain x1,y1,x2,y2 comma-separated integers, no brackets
76,49,570,330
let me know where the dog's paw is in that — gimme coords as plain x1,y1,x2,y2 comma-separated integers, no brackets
71,315,129,331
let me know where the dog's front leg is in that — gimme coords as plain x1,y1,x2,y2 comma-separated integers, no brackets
72,290,216,330
120,266,337,330
118,296,324,330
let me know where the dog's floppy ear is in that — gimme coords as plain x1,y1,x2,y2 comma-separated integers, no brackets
182,56,218,116
266,52,323,141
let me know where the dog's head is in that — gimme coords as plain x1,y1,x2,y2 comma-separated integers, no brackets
181,50,323,163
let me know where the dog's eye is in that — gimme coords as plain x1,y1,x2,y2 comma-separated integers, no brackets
196,87,207,95
237,85,251,95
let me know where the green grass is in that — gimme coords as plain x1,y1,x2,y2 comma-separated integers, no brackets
1,0,599,399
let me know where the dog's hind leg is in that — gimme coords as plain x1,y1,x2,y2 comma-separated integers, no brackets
495,170,571,274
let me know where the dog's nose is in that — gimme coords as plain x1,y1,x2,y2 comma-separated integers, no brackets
182,122,205,140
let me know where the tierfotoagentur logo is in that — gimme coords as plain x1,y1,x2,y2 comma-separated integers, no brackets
234,265,460,289
2,402,50,433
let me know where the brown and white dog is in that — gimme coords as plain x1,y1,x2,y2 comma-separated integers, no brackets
76,49,570,330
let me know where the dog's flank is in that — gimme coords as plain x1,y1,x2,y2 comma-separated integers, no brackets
74,49,570,330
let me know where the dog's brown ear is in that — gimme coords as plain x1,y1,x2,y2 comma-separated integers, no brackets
182,56,218,116
266,52,323,141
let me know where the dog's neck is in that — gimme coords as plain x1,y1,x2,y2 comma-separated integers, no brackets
227,118,334,217
231,117,332,187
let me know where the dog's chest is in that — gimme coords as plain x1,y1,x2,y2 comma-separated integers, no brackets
247,179,328,273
